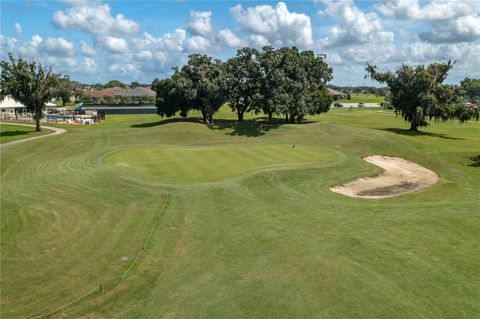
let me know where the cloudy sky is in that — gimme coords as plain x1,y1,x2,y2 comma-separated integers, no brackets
1,0,479,86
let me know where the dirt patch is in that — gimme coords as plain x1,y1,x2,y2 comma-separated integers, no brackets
330,155,439,199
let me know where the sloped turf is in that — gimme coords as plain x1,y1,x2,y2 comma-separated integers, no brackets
1,108,479,318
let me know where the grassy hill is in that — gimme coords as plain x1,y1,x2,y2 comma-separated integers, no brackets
1,107,479,318
338,93,385,103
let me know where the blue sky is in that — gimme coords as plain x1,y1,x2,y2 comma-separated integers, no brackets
1,0,479,85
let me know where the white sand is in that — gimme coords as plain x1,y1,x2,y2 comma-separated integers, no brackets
330,155,439,199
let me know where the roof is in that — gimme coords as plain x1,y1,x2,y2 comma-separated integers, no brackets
326,88,345,96
0,96,26,109
82,87,156,98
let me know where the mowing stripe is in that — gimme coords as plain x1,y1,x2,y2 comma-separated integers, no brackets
28,193,171,319
122,193,171,280
29,286,101,319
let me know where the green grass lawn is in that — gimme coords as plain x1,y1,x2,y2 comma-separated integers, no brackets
1,107,479,318
0,123,51,144
338,93,385,103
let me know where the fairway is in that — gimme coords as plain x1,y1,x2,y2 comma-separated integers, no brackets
1,108,479,318
104,144,334,182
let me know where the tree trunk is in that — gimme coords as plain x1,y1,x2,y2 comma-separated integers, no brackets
201,111,207,124
267,111,272,123
285,113,289,123
410,122,418,131
35,111,41,132
237,110,244,121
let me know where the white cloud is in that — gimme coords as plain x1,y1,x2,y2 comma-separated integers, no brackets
216,29,244,48
319,0,389,47
183,35,213,53
420,15,480,43
248,34,270,48
53,3,139,36
39,37,75,57
14,22,22,35
377,0,476,21
80,40,97,56
188,11,212,37
96,36,129,53
230,2,313,47
377,0,480,43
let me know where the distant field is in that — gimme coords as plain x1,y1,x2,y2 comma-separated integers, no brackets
1,107,479,318
338,93,385,103
0,123,50,144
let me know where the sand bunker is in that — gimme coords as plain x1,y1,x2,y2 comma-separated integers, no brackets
330,155,439,199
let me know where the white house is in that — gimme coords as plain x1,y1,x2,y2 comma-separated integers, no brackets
0,96,27,119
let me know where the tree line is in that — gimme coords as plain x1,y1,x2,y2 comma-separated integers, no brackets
366,61,479,131
151,46,334,124
1,51,478,132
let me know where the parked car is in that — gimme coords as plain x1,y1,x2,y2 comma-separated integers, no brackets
465,102,478,110
381,102,394,110
334,102,344,107
358,102,365,107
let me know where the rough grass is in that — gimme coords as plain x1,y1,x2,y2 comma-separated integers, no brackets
1,107,479,318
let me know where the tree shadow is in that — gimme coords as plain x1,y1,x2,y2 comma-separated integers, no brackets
130,117,202,128
0,130,31,138
207,118,283,137
470,155,480,167
131,116,315,136
379,128,465,140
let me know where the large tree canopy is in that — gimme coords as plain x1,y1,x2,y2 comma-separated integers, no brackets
460,78,480,103
153,54,226,124
56,75,77,106
224,47,261,121
153,46,333,124
0,54,58,131
366,61,478,131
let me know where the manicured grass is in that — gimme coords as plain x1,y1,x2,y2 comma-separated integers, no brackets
104,144,334,182
0,123,50,144
1,107,479,318
338,93,385,103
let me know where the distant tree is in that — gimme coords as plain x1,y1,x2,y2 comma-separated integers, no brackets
0,54,58,131
56,75,76,106
105,80,126,88
256,47,332,123
130,81,141,88
179,54,226,124
460,78,480,103
92,82,104,89
366,61,478,131
256,46,283,122
224,47,261,121
153,78,181,117
347,93,351,100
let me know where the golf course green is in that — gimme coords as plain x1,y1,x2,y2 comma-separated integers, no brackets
103,144,334,183
1,107,479,318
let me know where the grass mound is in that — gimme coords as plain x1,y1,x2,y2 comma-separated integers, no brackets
1,108,479,318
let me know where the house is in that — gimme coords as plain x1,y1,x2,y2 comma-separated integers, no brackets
326,88,346,100
0,96,27,119
81,86,156,104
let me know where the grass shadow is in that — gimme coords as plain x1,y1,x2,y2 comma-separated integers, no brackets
379,128,465,140
469,155,480,167
207,118,283,137
131,117,202,128
131,116,316,137
0,130,31,138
